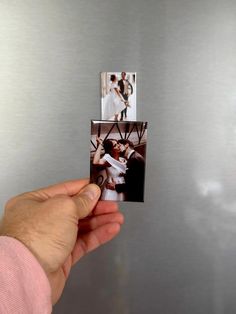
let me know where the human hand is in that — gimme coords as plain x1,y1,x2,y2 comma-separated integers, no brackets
106,182,116,190
0,179,124,305
96,136,103,146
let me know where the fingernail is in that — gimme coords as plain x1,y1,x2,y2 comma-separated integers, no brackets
81,184,100,200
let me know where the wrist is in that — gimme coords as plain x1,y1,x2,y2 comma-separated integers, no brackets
0,236,52,309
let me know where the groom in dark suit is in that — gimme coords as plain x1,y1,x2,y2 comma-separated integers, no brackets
111,139,145,202
118,72,133,121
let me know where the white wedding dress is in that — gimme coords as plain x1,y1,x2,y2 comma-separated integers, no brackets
103,82,126,120
101,154,127,201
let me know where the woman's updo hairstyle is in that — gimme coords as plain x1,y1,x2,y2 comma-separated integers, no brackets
110,74,116,82
103,139,116,155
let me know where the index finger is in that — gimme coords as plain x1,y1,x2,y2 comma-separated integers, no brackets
92,200,119,215
35,178,89,199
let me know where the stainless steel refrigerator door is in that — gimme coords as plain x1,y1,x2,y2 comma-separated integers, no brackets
1,1,236,313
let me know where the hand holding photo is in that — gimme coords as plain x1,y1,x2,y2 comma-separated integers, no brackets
90,120,147,202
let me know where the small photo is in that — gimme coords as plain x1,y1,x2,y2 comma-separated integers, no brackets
101,72,136,121
90,120,147,202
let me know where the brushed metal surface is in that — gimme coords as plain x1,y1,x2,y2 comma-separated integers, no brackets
1,1,236,313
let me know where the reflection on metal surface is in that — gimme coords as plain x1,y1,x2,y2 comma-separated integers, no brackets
198,181,223,197
185,178,236,250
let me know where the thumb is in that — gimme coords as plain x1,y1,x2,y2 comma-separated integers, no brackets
73,184,101,219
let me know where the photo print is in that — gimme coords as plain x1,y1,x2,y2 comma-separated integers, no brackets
101,72,136,121
90,120,147,202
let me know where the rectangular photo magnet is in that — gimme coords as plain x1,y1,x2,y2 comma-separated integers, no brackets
90,120,147,202
101,72,136,121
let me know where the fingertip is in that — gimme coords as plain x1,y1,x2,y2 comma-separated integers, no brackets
118,213,125,225
90,183,101,198
73,184,101,219
99,200,118,208
107,222,121,235
80,183,101,201
94,200,119,214
113,212,125,225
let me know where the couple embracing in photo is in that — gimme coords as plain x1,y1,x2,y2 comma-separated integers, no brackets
93,138,145,202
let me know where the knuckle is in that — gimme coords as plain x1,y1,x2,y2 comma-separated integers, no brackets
4,192,31,212
4,196,18,212
75,196,91,218
76,196,88,210
60,195,76,207
52,195,77,214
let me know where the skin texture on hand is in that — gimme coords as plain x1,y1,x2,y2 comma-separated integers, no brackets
0,179,124,305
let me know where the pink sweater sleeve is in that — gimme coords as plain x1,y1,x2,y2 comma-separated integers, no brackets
0,236,52,314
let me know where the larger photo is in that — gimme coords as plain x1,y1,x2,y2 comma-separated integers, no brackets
90,120,147,202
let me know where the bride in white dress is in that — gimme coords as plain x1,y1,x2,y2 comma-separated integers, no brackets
93,137,127,201
103,74,128,121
